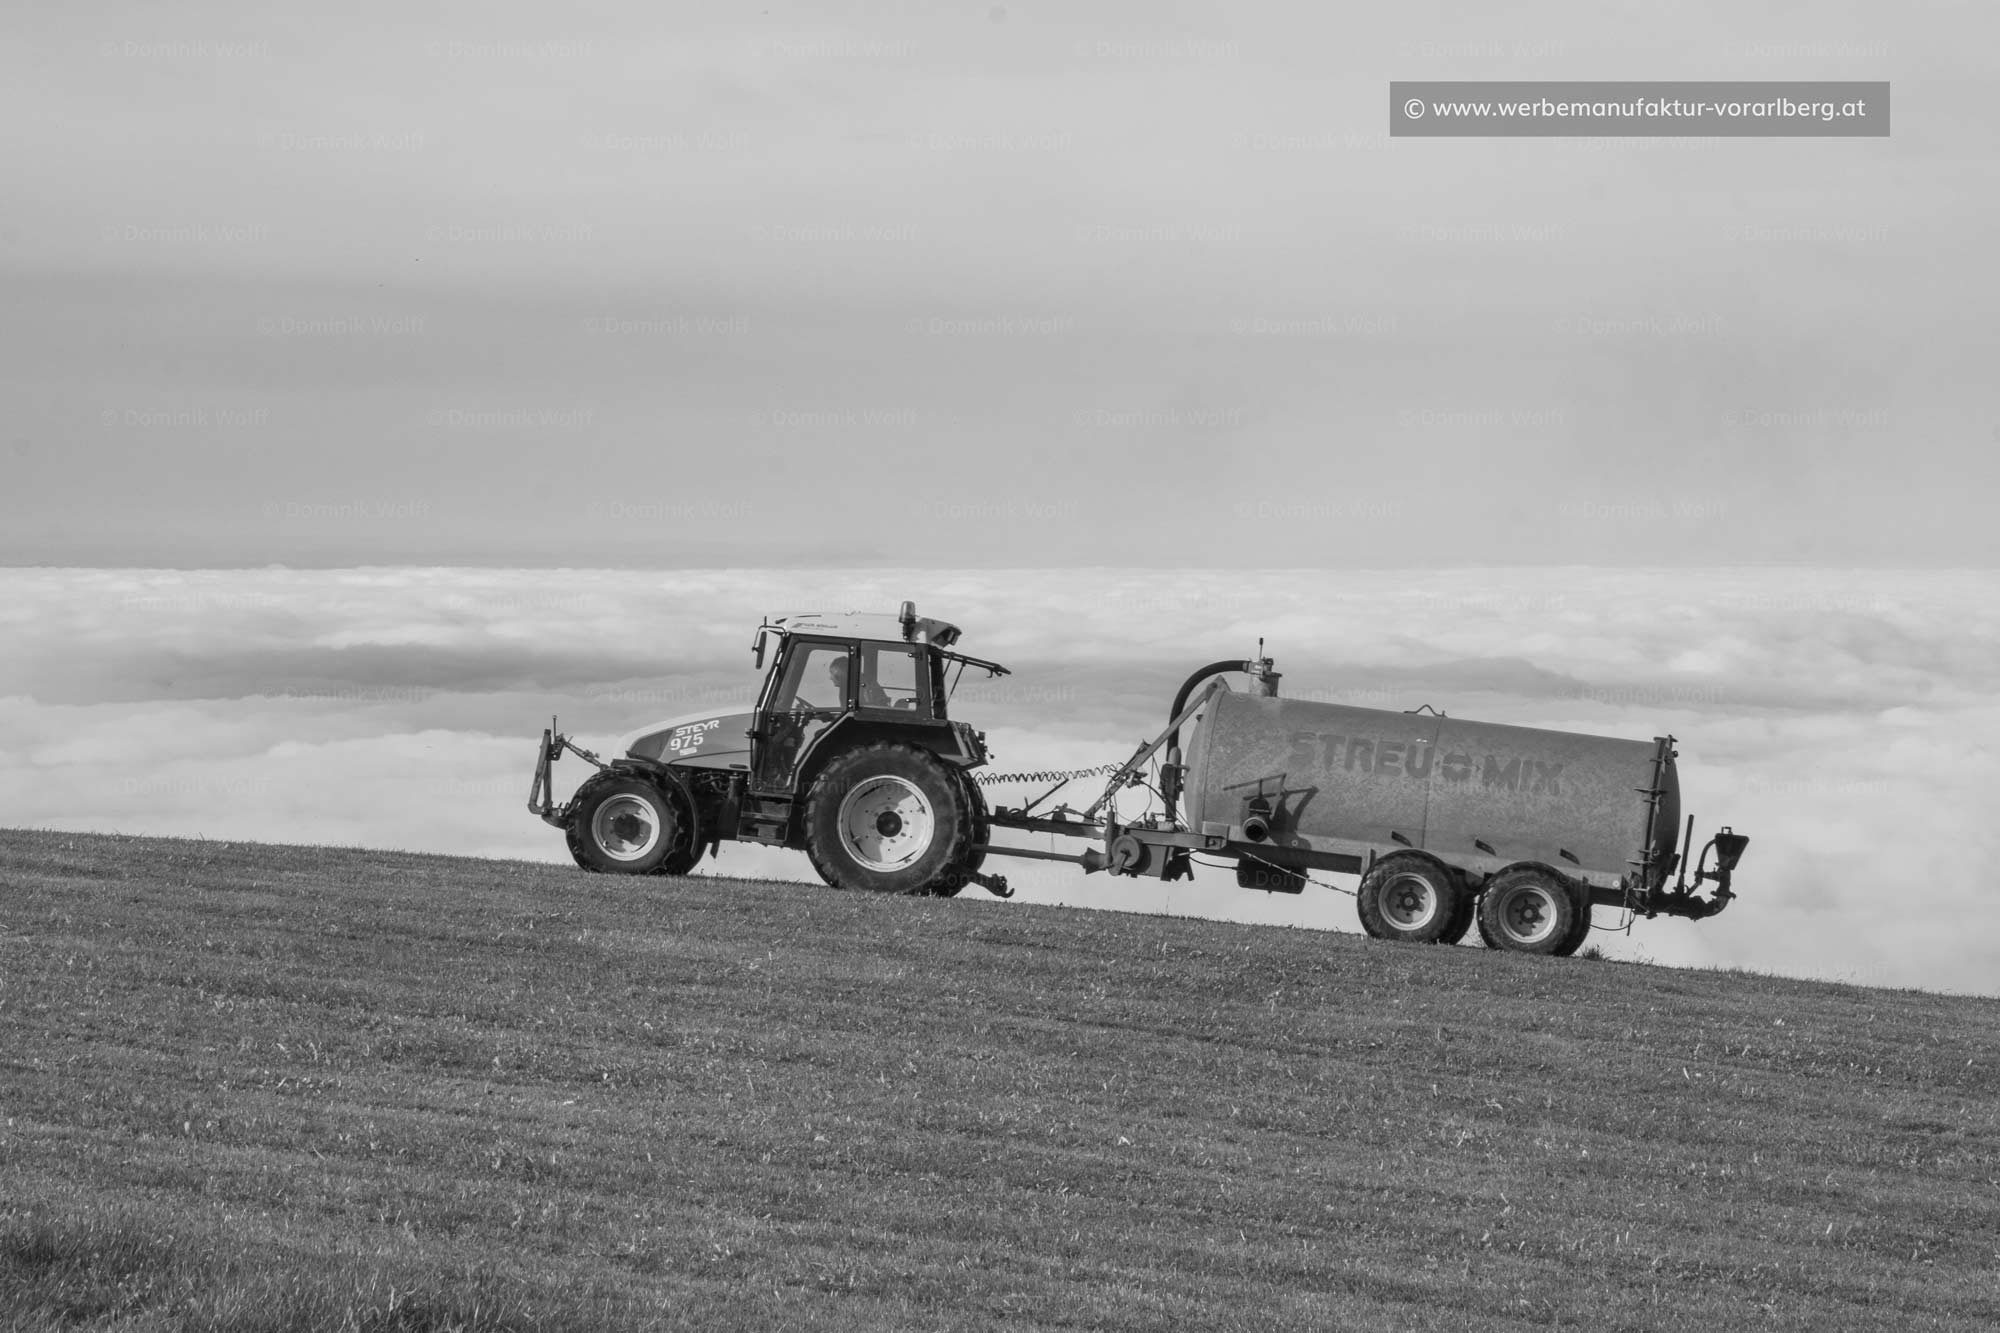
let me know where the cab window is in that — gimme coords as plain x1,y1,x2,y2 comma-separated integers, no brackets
858,645,923,711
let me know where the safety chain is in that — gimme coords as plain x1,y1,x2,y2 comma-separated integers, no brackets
973,763,1125,787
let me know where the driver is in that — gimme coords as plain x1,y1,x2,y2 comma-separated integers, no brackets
819,656,847,708
808,654,888,708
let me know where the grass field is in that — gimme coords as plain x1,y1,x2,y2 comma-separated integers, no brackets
1,828,1995,1330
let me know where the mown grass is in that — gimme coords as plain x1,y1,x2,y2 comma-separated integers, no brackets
0,827,1995,1330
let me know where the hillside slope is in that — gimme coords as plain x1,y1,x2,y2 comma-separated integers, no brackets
1,828,1995,1330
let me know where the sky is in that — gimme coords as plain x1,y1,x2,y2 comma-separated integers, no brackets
2,2,1995,566
3,566,1996,997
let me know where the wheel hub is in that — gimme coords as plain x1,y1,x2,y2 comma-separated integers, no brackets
1499,884,1560,944
1381,873,1437,929
591,793,662,862
838,775,935,872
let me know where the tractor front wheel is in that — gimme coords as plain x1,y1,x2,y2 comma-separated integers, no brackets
567,775,697,875
803,744,974,895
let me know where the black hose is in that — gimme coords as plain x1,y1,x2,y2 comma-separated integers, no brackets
1167,660,1254,747
1158,660,1254,825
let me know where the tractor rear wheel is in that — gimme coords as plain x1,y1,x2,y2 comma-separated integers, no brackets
1355,856,1464,944
1477,866,1581,956
926,770,990,899
567,774,700,875
803,743,974,895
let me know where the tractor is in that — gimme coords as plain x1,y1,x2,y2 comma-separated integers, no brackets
529,602,1010,896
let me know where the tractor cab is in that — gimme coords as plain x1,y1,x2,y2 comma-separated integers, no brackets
746,602,1004,799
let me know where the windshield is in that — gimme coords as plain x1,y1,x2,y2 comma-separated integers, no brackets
771,642,850,711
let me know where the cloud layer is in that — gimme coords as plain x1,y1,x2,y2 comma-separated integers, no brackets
2,565,1994,994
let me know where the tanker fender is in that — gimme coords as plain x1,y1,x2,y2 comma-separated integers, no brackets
1367,846,1469,889
1476,859,1586,904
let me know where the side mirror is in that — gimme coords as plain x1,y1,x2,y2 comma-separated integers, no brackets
752,628,768,671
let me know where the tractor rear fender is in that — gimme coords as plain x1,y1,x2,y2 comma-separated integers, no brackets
793,716,972,798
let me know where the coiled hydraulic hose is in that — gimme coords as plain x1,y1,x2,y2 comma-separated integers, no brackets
974,763,1124,787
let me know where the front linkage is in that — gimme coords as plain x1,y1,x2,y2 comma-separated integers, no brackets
527,716,600,828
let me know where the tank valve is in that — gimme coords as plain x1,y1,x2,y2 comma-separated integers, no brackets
1251,638,1282,697
1241,797,1273,843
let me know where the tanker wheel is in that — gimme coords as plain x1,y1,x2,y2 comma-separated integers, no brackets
1477,866,1581,956
1475,896,1503,950
1552,893,1593,958
567,776,688,875
803,743,973,896
1355,856,1464,944
1440,880,1477,946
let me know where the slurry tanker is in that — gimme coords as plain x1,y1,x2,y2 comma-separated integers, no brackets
529,603,1747,956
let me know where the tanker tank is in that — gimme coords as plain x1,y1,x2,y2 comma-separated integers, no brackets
1180,688,1681,892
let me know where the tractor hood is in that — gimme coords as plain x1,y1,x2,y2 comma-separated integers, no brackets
619,708,754,768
